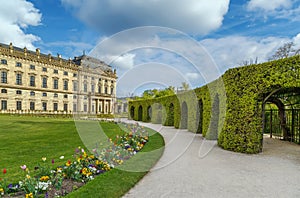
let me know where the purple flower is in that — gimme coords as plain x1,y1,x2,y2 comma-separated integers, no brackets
8,184,13,189
52,159,55,164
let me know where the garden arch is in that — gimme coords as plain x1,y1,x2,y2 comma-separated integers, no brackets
263,88,300,144
129,55,300,153
147,105,152,122
130,106,135,119
197,99,203,134
181,101,188,129
138,105,143,121
207,94,219,140
166,103,175,126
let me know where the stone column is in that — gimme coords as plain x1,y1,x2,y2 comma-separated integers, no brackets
102,100,105,113
95,99,98,114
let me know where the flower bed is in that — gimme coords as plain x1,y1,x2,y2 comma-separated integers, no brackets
0,123,148,198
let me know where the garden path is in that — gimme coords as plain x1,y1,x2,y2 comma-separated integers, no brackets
122,119,300,198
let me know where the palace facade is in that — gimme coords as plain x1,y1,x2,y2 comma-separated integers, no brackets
0,43,117,115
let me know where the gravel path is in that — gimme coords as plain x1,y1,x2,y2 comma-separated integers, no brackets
122,120,300,198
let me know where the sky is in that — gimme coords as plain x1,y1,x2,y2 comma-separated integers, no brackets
1,0,300,97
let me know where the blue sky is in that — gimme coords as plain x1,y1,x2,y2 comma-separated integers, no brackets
1,0,300,96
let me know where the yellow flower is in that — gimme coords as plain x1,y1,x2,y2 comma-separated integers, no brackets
42,157,46,162
0,188,4,193
66,160,72,167
40,175,50,181
89,155,95,159
81,168,91,176
26,174,31,179
26,192,33,198
83,152,88,158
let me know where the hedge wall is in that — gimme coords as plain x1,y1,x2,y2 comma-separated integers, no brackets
128,55,300,153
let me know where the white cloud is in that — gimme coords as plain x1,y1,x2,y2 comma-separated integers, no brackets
186,72,200,80
0,0,41,49
247,0,292,11
201,35,293,73
112,53,136,70
293,33,300,48
61,0,230,35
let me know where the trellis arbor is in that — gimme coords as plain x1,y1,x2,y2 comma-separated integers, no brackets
129,55,300,153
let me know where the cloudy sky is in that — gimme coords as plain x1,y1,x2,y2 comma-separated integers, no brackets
1,0,300,96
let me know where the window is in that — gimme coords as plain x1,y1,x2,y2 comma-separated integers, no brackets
30,102,35,110
63,80,68,91
73,81,78,91
42,77,47,88
111,87,114,95
30,65,35,70
1,59,7,65
1,71,7,83
73,73,77,77
1,89,7,93
73,95,77,99
30,76,35,87
1,100,7,110
105,79,108,82
92,77,95,80
54,69,58,74
54,93,58,98
83,83,87,92
16,90,22,95
53,103,58,111
98,86,101,94
92,105,94,112
42,92,47,97
84,75,87,79
105,87,108,94
16,101,22,110
42,67,47,72
42,102,47,111
16,73,22,85
84,96,87,100
64,94,68,99
16,62,22,67
99,78,102,82
30,91,35,96
111,80,114,83
73,104,77,112
64,71,68,76
64,103,68,112
53,79,58,89
84,104,87,112
91,84,95,93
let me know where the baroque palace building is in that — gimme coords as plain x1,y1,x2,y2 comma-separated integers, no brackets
0,43,117,115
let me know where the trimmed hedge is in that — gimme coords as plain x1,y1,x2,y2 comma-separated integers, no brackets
129,55,300,153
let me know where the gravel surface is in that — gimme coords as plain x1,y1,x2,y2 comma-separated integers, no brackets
122,120,300,198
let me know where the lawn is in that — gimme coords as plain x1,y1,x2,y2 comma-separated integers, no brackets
0,115,165,197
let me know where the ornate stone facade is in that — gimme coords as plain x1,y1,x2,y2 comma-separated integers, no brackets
0,43,117,115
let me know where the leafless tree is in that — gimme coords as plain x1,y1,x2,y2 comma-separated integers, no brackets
271,42,296,60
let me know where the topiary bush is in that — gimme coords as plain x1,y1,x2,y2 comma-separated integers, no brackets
129,55,300,153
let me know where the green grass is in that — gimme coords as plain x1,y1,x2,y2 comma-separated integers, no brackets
0,115,165,197
67,128,164,198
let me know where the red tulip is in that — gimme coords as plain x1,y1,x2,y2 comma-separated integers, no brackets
3,168,7,174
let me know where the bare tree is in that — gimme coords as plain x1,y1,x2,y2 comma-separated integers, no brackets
181,82,190,91
240,57,258,66
271,42,296,60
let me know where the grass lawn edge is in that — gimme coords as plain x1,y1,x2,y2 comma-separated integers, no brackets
66,126,165,198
